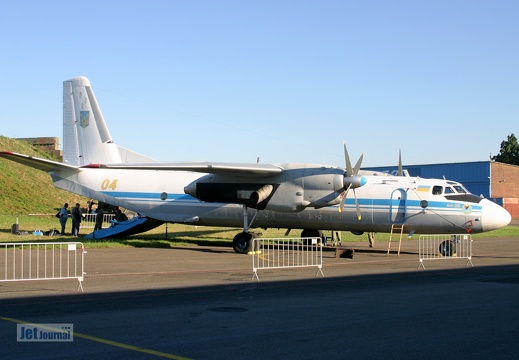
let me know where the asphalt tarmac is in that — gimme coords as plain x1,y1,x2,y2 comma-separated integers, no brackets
1,236,518,359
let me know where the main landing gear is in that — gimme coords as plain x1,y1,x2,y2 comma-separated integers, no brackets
231,205,326,254
232,231,258,254
232,205,259,254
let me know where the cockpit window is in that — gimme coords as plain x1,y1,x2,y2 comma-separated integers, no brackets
453,185,467,194
444,187,455,194
432,186,443,195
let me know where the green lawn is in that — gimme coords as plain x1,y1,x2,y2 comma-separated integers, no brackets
1,214,517,250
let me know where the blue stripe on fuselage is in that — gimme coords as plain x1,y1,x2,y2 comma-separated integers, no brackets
100,191,482,212
100,191,196,201
343,198,482,213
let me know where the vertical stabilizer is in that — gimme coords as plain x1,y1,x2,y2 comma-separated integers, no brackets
63,77,156,166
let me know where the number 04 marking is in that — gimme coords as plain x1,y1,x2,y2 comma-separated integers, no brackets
101,179,118,190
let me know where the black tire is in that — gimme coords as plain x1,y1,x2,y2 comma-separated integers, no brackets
439,240,456,256
300,229,323,245
233,232,257,254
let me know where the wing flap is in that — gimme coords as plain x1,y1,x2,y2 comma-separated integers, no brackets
85,161,284,176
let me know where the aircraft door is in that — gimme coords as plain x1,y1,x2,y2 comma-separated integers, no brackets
390,188,407,223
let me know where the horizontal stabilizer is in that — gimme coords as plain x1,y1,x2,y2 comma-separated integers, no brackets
0,151,78,172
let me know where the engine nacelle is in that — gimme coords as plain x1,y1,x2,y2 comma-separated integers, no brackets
344,174,367,189
185,180,306,211
184,166,348,212
184,179,279,209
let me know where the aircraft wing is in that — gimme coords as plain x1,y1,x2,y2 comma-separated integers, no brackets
0,151,78,172
83,162,285,176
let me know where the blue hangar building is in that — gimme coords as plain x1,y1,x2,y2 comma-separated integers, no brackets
364,161,519,219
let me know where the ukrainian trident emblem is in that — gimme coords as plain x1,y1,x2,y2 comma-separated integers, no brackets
80,111,89,128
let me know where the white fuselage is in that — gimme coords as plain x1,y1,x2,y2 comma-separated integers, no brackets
50,166,510,235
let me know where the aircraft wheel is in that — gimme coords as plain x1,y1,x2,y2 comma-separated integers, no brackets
233,232,257,254
439,240,456,256
301,229,323,245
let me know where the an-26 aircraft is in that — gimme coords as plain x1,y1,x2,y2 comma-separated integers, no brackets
0,77,512,253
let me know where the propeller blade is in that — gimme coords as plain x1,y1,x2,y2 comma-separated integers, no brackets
353,153,364,174
339,184,352,212
339,195,344,213
353,189,362,220
343,142,353,175
340,142,365,220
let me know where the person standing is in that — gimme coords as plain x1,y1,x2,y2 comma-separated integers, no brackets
114,207,128,222
367,232,375,248
94,206,104,231
58,203,69,235
71,203,83,237
86,199,95,214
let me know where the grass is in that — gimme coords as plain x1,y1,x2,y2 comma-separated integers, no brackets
1,136,517,251
1,214,517,250
0,136,87,214
0,214,273,248
470,226,519,238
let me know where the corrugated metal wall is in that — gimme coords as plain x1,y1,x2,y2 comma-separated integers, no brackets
364,161,519,218
365,161,491,198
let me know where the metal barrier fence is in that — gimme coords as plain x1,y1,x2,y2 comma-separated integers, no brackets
0,242,86,291
418,234,473,269
252,237,324,280
82,213,115,229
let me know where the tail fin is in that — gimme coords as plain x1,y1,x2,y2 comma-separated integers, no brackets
62,76,156,166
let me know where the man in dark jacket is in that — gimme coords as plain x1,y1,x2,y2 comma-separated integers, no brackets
94,206,104,231
71,203,83,237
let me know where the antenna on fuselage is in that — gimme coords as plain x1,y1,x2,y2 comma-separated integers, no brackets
398,149,403,176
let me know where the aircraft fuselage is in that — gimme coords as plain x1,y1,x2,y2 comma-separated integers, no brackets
51,165,507,236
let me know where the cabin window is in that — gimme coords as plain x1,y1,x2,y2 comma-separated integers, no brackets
432,186,443,195
444,187,455,194
453,185,467,194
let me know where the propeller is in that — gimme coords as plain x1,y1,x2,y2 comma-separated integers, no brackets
339,143,367,220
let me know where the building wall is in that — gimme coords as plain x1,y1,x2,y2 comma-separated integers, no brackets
490,162,519,197
491,162,519,218
16,137,63,159
365,161,492,198
503,198,519,219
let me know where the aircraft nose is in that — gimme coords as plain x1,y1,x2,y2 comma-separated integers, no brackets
481,199,512,232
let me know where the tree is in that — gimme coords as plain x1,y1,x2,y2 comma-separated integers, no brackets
492,133,519,165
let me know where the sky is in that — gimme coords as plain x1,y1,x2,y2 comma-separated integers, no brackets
1,0,517,167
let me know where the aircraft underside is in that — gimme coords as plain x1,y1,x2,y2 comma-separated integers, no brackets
56,176,482,253
51,166,496,252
